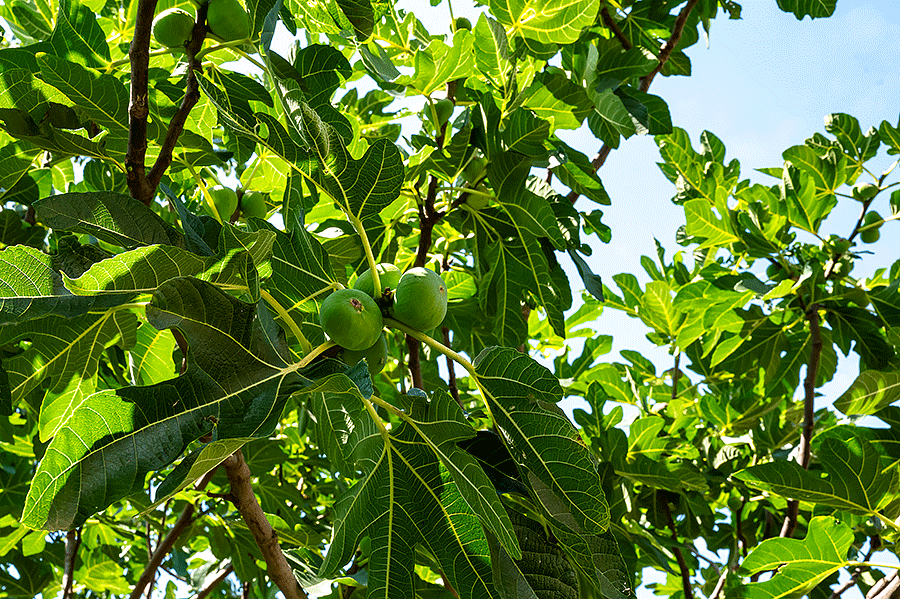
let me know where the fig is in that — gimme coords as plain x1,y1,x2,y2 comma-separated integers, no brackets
319,289,383,351
765,262,783,280
462,155,487,184
152,8,195,49
465,186,489,210
208,185,238,220
454,17,471,30
341,333,388,377
353,263,401,298
860,211,883,244
240,190,268,219
390,267,447,332
206,0,250,41
852,182,879,201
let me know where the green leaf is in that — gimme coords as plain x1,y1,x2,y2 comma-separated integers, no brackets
264,222,337,313
593,38,655,87
683,198,739,248
824,112,880,165
834,369,900,416
319,390,496,599
33,192,185,248
335,0,374,40
522,70,592,131
777,162,836,234
473,14,510,86
403,30,475,95
489,0,600,47
737,516,852,599
776,0,837,19
588,89,635,149
21,278,303,530
879,117,900,155
475,347,609,536
734,436,896,515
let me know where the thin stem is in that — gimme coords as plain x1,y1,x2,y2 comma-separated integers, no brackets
260,289,312,355
384,317,475,377
663,497,693,599
781,303,822,538
126,0,159,204
61,527,82,599
222,449,307,599
443,327,463,409
831,537,881,599
406,334,423,390
130,468,218,599
602,6,632,50
297,340,337,369
196,564,234,599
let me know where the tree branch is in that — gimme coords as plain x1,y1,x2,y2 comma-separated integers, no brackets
442,326,462,409
663,496,693,599
781,303,822,538
222,449,307,599
406,334,423,390
196,564,234,599
602,6,632,50
567,0,700,204
61,527,82,599
126,0,159,204
866,570,900,599
830,536,880,599
130,467,218,599
148,4,208,189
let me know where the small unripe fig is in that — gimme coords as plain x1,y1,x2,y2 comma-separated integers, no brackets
319,289,383,351
465,186,489,210
860,211,883,244
455,17,471,30
462,156,487,184
341,333,388,377
390,267,448,332
208,186,238,220
765,262,783,280
852,182,879,201
240,190,268,219
353,263,401,299
206,0,250,41
152,8,195,49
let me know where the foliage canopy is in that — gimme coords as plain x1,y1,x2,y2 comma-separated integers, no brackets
1,0,899,598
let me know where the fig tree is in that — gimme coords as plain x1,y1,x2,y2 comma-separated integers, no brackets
860,211,883,244
152,8,195,49
206,0,249,41
353,263,401,298
208,185,238,220
341,333,388,376
390,267,447,332
240,190,268,219
319,289,383,351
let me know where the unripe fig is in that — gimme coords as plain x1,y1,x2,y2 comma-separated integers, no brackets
826,235,852,255
319,289,383,351
455,17,471,30
341,333,388,377
208,186,238,220
152,8,195,49
353,263,401,299
765,262,783,280
852,182,879,201
462,156,487,184
860,211,883,244
465,186,489,210
206,0,250,41
390,267,448,332
240,190,268,219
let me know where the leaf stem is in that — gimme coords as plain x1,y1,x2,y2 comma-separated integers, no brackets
384,317,475,377
297,340,336,369
260,289,312,354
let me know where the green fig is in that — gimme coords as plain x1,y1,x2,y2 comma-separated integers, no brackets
319,289,383,351
240,190,268,219
353,263,402,299
341,333,388,377
152,8,195,49
390,267,448,332
206,0,249,41
208,186,238,220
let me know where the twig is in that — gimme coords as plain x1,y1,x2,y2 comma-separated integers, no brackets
602,6,632,50
671,353,681,401
130,467,219,599
866,570,900,599
126,0,159,204
406,334,423,390
222,449,307,599
831,536,881,598
61,527,82,599
196,564,234,599
567,0,701,204
443,326,462,409
781,303,822,538
663,496,693,599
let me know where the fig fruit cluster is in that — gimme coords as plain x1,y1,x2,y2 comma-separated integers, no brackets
317,264,448,376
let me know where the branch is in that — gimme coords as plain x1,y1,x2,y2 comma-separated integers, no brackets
443,326,463,409
148,4,209,189
602,6,632,50
61,527,82,599
196,564,234,599
568,0,700,204
126,0,160,204
831,536,881,599
663,496,693,599
130,467,218,599
781,303,822,538
406,334,423,390
222,449,307,599
866,570,900,599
